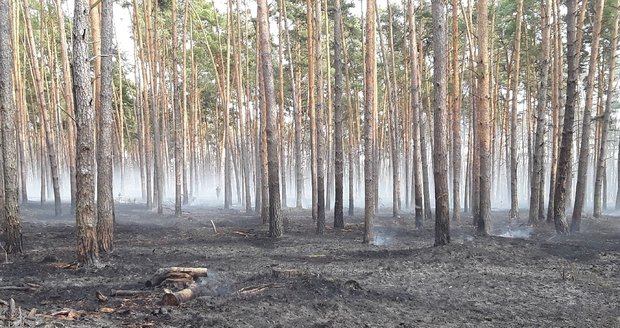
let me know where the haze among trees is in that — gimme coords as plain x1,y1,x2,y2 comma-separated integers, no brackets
2,0,620,264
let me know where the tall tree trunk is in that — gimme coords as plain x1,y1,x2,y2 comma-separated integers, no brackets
333,0,344,229
547,0,563,223
451,0,461,223
22,1,62,216
592,6,619,219
510,0,524,222
73,0,99,265
257,0,283,238
0,0,22,254
408,0,424,228
552,0,579,234
173,0,183,216
307,0,318,222
432,0,450,246
529,0,551,225
54,0,76,211
475,0,490,235
572,0,605,228
363,0,376,244
282,3,303,210
276,4,288,209
97,0,115,252
315,0,326,234
235,0,252,213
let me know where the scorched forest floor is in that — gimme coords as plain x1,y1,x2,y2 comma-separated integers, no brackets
0,201,618,327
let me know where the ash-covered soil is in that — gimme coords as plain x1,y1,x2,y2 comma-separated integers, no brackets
0,202,618,327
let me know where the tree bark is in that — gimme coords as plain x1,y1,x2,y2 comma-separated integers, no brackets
408,0,424,228
73,0,99,265
529,0,551,225
307,0,318,222
333,0,344,229
315,0,326,234
173,0,183,217
363,0,376,244
257,0,283,238
475,0,490,235
432,0,450,246
552,0,579,234
0,0,22,254
450,0,461,223
510,0,524,222
571,0,605,228
96,0,115,253
592,6,619,220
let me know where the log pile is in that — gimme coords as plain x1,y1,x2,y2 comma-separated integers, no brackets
145,267,208,287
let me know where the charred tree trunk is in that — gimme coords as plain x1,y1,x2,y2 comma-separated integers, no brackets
432,0,450,245
73,0,99,265
97,0,115,252
333,0,344,229
552,0,578,234
363,0,376,244
529,0,551,225
0,0,22,254
257,0,283,238
475,0,490,235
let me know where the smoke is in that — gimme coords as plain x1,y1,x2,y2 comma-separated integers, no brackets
496,226,532,239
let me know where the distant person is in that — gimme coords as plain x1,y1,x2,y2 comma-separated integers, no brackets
216,185,221,199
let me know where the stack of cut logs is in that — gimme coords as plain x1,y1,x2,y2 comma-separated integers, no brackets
145,267,208,306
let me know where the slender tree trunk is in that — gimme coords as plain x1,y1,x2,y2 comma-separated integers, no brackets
97,0,115,252
173,0,183,216
363,0,376,244
432,0,450,246
315,0,326,234
54,0,76,211
408,0,424,228
572,0,605,228
22,1,62,216
307,0,318,222
73,0,99,265
451,0,461,223
282,4,303,210
257,0,283,238
333,0,344,228
475,0,490,235
592,6,619,219
553,0,579,234
0,0,22,254
547,0,562,224
510,0,524,222
529,0,551,225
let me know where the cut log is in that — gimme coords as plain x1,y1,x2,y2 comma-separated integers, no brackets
145,267,208,287
161,286,206,306
271,268,303,279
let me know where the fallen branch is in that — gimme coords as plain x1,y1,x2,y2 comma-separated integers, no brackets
238,283,281,294
0,299,8,306
232,230,255,237
0,286,38,292
210,220,217,233
146,267,208,287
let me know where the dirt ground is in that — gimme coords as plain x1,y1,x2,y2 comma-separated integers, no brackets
0,201,618,328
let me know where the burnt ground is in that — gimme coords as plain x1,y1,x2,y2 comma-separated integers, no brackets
0,201,619,328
